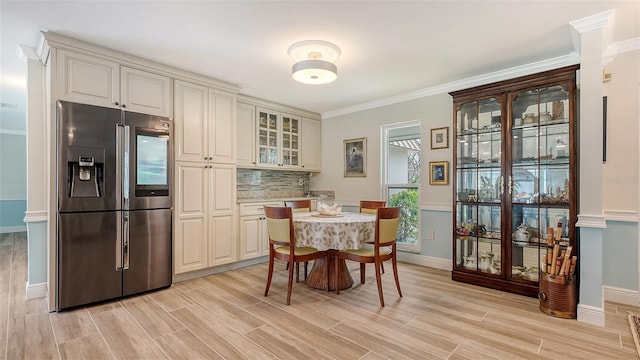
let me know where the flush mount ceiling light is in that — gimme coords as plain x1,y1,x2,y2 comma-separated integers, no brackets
288,40,341,85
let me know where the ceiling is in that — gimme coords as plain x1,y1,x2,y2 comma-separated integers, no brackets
1,1,638,129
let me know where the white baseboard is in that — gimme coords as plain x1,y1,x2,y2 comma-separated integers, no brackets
577,303,605,326
603,285,639,306
173,257,268,283
397,252,451,271
26,281,47,299
0,226,27,234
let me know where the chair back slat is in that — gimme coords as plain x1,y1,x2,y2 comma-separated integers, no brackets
378,218,400,245
284,200,312,213
266,218,291,244
375,207,401,247
360,200,386,214
264,206,294,247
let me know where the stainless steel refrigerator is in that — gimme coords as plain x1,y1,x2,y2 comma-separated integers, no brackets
56,101,172,310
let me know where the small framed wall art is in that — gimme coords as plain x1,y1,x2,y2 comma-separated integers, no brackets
429,161,449,185
344,137,366,177
430,127,449,149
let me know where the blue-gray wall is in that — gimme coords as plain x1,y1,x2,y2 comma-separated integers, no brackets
603,221,639,291
0,132,27,232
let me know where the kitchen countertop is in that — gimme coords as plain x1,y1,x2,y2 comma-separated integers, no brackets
236,196,318,204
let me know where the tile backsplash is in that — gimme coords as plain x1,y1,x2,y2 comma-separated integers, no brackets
236,169,333,200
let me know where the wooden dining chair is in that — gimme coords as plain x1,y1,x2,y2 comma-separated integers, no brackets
284,199,312,280
359,200,386,214
264,206,327,305
359,200,387,273
284,199,312,213
335,207,402,307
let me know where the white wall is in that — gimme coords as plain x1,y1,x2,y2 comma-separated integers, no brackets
313,52,640,299
312,92,452,207
603,50,639,213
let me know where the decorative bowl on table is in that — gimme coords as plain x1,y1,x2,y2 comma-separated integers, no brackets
317,197,342,216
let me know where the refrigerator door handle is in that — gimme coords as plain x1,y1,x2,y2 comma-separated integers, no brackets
123,125,130,211
115,211,122,270
115,125,123,210
123,211,130,270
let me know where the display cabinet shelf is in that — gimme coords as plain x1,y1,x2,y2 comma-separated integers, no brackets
450,65,578,297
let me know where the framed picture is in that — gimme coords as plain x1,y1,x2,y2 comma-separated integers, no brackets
429,161,449,185
344,137,366,177
430,127,449,149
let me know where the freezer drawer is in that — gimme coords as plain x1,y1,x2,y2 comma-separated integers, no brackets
58,212,122,309
123,208,172,296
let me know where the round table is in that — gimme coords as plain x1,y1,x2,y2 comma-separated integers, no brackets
293,212,375,290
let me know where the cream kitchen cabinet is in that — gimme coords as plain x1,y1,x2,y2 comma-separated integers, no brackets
174,80,236,164
236,102,257,167
174,162,236,274
57,49,171,117
236,100,321,171
238,201,280,259
300,117,321,171
256,108,301,169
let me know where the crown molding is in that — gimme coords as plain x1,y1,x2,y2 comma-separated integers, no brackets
322,53,579,119
569,9,615,34
602,36,639,65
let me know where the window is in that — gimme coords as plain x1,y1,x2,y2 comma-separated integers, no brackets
382,121,421,252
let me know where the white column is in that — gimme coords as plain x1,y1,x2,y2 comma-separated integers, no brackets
18,45,49,300
570,10,615,327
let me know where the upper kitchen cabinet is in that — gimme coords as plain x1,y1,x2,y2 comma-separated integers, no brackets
174,80,236,164
300,117,321,171
236,102,257,167
256,107,301,169
236,100,321,171
209,90,236,164
120,66,172,117
57,49,172,117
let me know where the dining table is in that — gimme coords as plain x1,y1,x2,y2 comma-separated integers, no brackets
293,211,376,291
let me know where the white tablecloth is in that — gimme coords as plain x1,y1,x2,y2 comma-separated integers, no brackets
293,212,376,251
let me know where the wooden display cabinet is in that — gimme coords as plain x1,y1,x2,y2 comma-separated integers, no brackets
449,65,579,297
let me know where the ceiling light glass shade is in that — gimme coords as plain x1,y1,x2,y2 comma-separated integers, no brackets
288,40,341,62
288,40,340,85
292,60,338,85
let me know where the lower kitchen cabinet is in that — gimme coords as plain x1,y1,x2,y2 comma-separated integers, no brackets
239,202,280,260
174,162,236,274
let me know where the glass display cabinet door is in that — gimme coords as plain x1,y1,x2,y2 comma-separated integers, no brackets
455,97,502,275
281,115,299,166
257,110,279,165
510,85,571,282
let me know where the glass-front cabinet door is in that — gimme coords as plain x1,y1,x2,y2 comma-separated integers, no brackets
455,97,503,276
256,109,302,168
281,114,300,167
450,65,577,297
257,109,279,166
509,85,573,284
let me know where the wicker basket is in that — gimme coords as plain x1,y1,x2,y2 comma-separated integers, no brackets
539,272,577,319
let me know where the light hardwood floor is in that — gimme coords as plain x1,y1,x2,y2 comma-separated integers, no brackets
2,231,638,359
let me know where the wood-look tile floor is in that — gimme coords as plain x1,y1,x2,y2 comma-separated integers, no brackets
2,231,638,359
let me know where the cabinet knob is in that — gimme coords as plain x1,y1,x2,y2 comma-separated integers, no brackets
122,104,126,108
114,102,119,106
